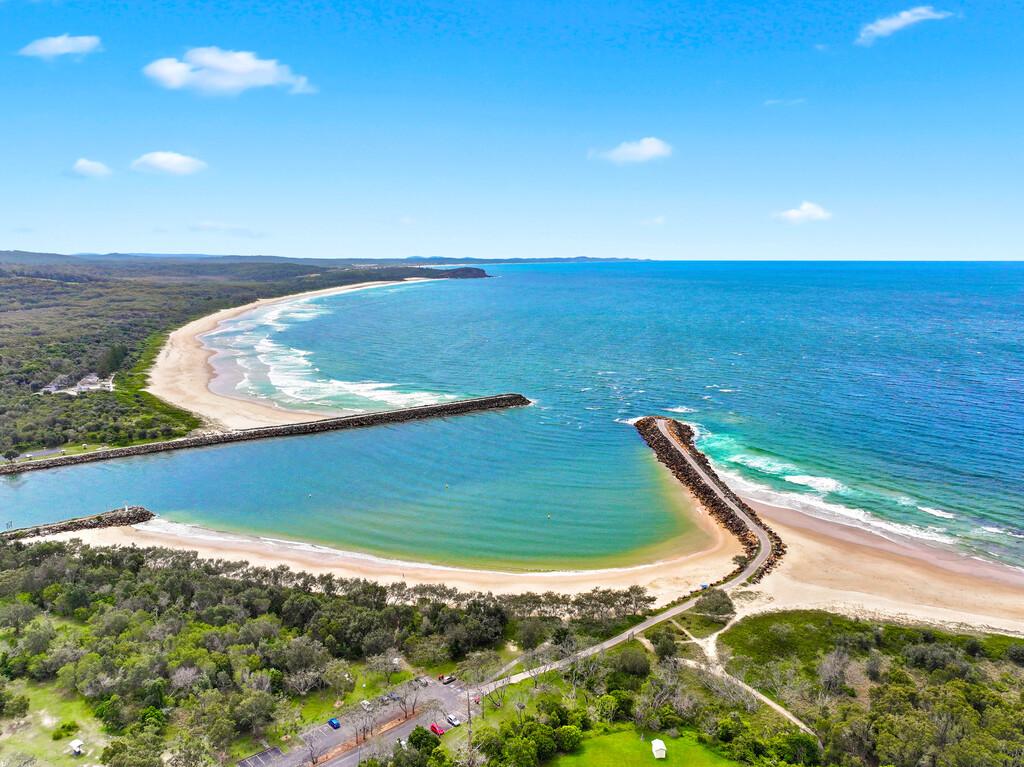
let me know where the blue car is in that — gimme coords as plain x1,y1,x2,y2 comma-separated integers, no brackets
328,718,341,730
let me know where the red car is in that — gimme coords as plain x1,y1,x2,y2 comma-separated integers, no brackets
430,723,446,736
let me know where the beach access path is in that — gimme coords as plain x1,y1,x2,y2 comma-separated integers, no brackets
474,417,772,689
305,416,805,766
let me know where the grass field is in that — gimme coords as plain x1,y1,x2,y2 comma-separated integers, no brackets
0,680,109,766
671,611,727,639
550,729,739,767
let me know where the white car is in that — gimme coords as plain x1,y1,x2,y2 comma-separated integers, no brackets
445,714,462,727
360,700,373,712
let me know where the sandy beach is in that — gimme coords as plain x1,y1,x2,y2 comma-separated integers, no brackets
44,493,744,603
146,279,428,430
43,489,1024,635
82,279,1024,637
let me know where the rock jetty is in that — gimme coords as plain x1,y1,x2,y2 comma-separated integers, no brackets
634,416,786,583
0,393,531,476
2,506,155,541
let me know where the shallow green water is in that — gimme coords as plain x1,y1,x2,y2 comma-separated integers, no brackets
2,262,1022,569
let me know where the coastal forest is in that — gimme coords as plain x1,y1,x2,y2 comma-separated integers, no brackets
0,251,482,459
0,539,1022,766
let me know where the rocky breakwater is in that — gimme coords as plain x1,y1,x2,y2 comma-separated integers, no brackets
0,393,531,476
2,506,155,541
634,416,786,583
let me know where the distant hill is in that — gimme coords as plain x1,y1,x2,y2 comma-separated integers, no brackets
66,252,648,266
0,250,81,265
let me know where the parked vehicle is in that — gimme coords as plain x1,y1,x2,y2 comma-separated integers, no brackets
327,718,341,730
445,714,462,727
430,723,446,736
417,677,430,687
360,700,373,711
441,675,456,685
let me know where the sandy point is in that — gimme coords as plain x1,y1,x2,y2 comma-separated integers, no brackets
145,279,431,431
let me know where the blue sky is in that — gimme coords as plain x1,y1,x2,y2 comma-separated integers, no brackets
2,1,1021,260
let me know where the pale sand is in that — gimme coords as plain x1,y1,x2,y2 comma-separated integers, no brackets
43,492,743,604
735,500,1024,636
41,494,1024,634
145,279,429,430
116,281,1024,634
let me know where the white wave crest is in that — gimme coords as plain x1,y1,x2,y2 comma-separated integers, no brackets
664,406,696,414
783,474,847,493
730,454,799,475
715,466,956,545
978,526,1024,540
919,505,956,519
244,335,456,410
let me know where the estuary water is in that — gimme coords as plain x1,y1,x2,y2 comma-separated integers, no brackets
2,262,1022,570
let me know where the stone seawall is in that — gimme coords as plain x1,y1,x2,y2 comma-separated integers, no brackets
2,506,155,541
0,394,531,476
635,416,786,583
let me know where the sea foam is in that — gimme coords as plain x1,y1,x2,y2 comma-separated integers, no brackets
783,474,847,493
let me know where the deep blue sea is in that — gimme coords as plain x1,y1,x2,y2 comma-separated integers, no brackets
3,262,1022,569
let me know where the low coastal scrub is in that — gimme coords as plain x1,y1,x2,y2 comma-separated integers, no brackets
721,610,1024,766
0,253,481,457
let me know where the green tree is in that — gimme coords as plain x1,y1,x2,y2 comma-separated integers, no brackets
693,588,734,619
554,725,583,753
502,736,539,767
101,726,164,767
167,736,216,767
408,724,440,754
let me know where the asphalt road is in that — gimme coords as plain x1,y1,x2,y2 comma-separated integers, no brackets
255,677,471,767
477,417,773,693
261,416,778,765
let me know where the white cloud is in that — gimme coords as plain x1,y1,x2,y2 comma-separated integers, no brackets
640,215,666,226
775,201,832,223
131,151,207,175
764,98,806,107
191,221,263,238
856,6,952,46
71,158,111,178
594,137,672,164
19,34,101,59
143,47,315,95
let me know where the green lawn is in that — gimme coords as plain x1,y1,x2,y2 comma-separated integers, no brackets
551,729,739,767
672,612,728,639
298,666,412,725
0,680,109,766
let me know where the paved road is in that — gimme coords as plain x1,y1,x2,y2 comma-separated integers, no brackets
276,415,792,765
256,678,470,767
478,417,774,694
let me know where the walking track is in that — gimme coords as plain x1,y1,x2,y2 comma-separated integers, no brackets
477,417,773,692
312,416,812,764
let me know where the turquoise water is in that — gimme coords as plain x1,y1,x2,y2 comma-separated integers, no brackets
2,262,1022,569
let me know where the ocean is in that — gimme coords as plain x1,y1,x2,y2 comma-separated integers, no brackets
3,262,1022,570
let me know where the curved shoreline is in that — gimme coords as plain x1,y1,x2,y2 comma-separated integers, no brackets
146,278,433,430
42,510,743,606
28,275,1024,634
